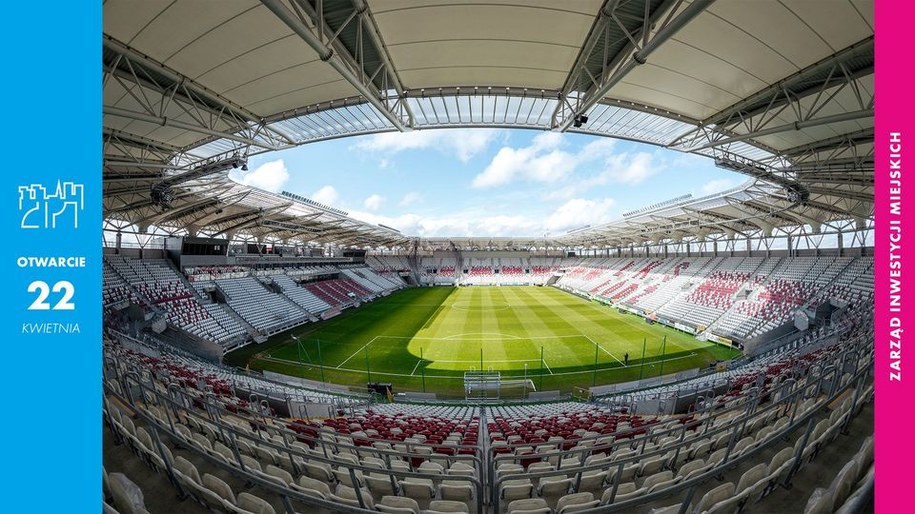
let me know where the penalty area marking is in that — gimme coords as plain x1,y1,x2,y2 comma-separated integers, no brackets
361,333,588,342
441,332,522,340
427,358,544,364
583,334,627,367
597,344,626,367
410,359,425,376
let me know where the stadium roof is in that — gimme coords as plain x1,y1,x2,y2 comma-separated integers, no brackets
103,0,874,249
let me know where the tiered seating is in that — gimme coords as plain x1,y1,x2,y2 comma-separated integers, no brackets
489,403,662,449
185,265,249,282
104,289,874,514
809,258,874,310
709,258,783,338
709,257,847,339
368,254,412,273
107,256,188,303
624,284,656,304
613,260,636,276
554,260,610,291
103,259,147,310
633,260,664,279
159,297,247,344
217,277,308,333
271,274,332,314
654,257,737,328
664,261,690,281
629,260,700,312
341,267,403,293
609,282,638,301
746,279,817,324
462,265,496,285
305,278,372,307
105,256,245,346
530,265,556,275
307,406,480,454
684,271,750,310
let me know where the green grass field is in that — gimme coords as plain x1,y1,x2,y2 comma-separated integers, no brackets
224,286,741,398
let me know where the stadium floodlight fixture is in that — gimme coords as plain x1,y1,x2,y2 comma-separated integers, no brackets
149,154,248,209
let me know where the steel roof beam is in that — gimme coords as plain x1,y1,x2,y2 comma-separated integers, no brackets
692,109,873,152
103,128,188,155
804,186,873,203
261,0,409,131
103,173,161,183
554,0,714,131
781,128,874,157
104,106,281,150
105,189,201,216
351,0,415,125
104,37,298,147
700,37,874,128
135,198,221,226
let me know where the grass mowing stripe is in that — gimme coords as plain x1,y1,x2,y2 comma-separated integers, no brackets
230,286,743,398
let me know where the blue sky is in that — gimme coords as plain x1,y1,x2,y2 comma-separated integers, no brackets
229,129,745,238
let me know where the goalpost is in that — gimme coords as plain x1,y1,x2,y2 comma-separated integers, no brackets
464,370,536,400
464,370,501,401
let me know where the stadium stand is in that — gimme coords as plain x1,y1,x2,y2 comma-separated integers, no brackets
101,0,877,511
104,255,874,357
214,277,309,334
106,256,248,348
105,302,872,513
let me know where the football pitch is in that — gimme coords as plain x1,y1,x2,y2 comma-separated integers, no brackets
225,286,742,397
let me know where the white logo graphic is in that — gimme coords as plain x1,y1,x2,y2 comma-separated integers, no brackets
18,181,85,229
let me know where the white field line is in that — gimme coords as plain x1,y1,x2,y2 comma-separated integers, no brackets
583,334,627,366
542,358,554,375
262,351,699,378
441,332,523,340
368,333,585,342
597,344,626,366
426,358,542,364
335,336,377,369
410,359,424,376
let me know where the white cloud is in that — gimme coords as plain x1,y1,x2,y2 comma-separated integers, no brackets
348,196,616,238
473,134,659,190
350,210,539,238
472,132,580,188
399,192,422,207
363,194,385,211
540,151,662,201
228,159,289,192
353,128,502,163
311,185,339,206
700,178,738,196
605,152,657,185
546,198,617,233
